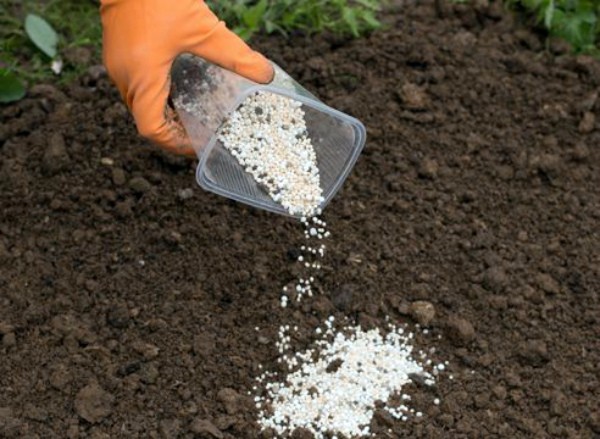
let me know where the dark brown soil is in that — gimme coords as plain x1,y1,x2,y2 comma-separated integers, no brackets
1,2,599,438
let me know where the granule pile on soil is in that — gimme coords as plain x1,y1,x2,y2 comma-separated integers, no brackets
1,1,599,438
255,318,438,438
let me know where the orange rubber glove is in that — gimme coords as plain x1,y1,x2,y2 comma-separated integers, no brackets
100,0,274,156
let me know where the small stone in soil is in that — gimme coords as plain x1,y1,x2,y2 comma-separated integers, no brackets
189,418,223,438
23,403,48,422
112,168,126,186
331,284,355,311
399,83,429,111
159,419,181,439
418,158,438,179
518,339,550,366
177,188,194,200
578,111,595,133
217,388,242,415
74,383,114,424
106,304,130,328
49,364,72,391
129,176,152,194
409,301,436,326
2,332,16,347
482,267,509,293
446,316,475,346
536,273,560,295
43,132,70,175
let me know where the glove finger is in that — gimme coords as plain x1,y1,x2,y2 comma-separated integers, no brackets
186,3,274,84
162,106,197,157
129,65,195,157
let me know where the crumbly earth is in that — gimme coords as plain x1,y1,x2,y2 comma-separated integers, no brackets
1,1,599,438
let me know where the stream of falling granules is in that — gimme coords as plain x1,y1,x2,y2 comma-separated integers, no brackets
219,91,445,438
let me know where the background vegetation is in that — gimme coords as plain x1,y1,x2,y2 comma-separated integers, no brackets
0,0,383,102
509,0,600,54
2,0,600,102
207,0,383,40
1,0,101,83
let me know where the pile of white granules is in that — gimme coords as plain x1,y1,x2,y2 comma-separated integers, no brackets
254,318,438,438
218,91,323,217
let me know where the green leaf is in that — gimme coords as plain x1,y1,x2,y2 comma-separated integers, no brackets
282,10,299,27
544,0,555,28
354,0,381,10
265,19,276,33
233,26,254,41
559,12,595,48
206,0,387,39
242,0,267,30
360,10,382,29
521,0,542,10
24,14,58,58
0,69,26,103
577,10,597,25
342,7,359,37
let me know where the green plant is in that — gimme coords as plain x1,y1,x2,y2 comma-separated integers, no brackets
1,9,61,103
507,0,600,53
25,13,59,58
0,69,26,103
0,0,383,103
1,0,101,87
207,0,384,40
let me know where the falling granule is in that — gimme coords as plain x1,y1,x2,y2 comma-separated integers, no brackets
218,91,323,217
281,214,330,305
255,319,436,438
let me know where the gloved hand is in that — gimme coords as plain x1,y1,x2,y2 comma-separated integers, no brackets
100,0,274,156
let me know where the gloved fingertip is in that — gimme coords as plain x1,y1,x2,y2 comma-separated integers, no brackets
159,142,197,158
150,125,196,158
132,93,196,157
236,51,275,84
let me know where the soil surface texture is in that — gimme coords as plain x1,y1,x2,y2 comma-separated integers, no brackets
1,1,599,438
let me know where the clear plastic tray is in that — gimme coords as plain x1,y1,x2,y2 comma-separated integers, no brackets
171,54,366,217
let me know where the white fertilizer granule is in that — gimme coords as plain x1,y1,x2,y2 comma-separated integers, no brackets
255,319,435,438
281,215,330,306
218,91,323,217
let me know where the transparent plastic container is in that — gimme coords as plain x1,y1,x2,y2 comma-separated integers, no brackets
170,54,366,217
